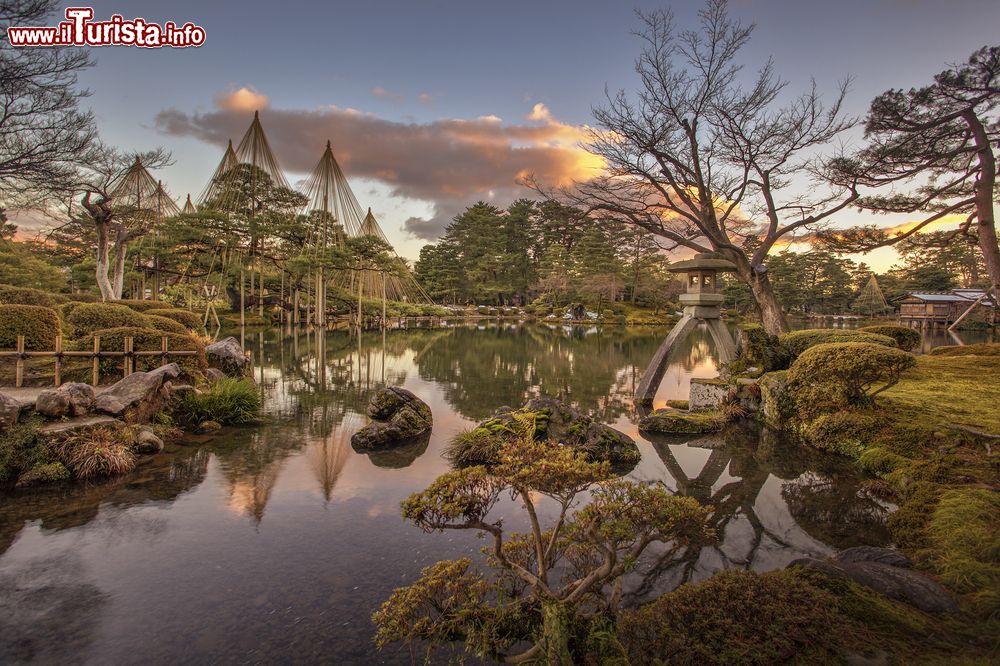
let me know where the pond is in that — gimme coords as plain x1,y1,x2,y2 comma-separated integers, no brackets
1,322,904,663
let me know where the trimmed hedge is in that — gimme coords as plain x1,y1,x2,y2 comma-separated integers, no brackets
82,326,207,374
0,304,60,350
780,328,897,358
788,342,916,413
58,301,87,321
859,325,921,352
145,307,204,333
106,298,174,313
67,303,147,336
737,323,792,371
0,285,68,308
142,314,190,335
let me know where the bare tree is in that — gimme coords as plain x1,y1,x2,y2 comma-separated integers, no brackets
56,146,173,300
536,0,858,335
818,46,1000,309
0,0,96,210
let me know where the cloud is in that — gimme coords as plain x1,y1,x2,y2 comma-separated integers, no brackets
215,86,270,112
417,93,433,105
155,96,604,240
527,102,552,122
372,86,404,103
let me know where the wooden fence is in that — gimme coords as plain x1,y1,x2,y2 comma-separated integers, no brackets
0,335,200,388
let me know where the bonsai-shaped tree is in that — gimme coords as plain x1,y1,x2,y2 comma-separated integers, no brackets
373,413,711,664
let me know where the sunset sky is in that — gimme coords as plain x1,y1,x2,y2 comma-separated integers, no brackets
35,0,1000,266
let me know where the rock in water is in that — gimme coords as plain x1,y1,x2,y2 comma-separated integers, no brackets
0,391,22,433
134,427,164,454
789,551,958,614
449,397,640,468
95,363,180,421
205,337,249,377
35,382,95,418
638,408,724,434
352,387,433,450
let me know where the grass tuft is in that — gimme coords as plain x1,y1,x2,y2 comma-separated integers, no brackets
174,377,261,426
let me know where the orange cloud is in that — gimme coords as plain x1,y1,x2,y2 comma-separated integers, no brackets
216,86,269,112
372,86,404,102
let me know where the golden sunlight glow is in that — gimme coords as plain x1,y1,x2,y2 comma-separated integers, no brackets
217,86,270,112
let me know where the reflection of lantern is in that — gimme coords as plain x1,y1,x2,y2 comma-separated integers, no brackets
635,253,739,406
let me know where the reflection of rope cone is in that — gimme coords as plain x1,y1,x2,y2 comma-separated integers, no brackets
307,423,355,502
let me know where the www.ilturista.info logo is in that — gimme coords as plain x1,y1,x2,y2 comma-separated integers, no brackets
7,7,205,48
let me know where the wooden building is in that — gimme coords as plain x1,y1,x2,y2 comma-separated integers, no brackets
896,291,993,328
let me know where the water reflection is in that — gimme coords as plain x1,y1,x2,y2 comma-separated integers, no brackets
0,322,898,664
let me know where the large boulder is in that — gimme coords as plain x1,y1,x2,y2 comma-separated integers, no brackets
352,387,433,450
205,337,249,377
0,391,22,432
448,397,640,468
35,382,95,419
95,363,180,422
790,547,958,614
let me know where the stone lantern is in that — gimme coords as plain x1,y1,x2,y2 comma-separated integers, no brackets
635,253,739,405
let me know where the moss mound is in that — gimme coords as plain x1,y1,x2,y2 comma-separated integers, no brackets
638,408,723,434
860,325,922,352
736,323,792,371
617,569,845,665
0,304,60,350
67,302,147,336
780,328,897,358
930,343,1000,357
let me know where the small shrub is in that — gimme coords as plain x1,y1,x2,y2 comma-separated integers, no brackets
81,326,207,374
144,307,205,333
51,425,136,480
737,323,792,371
0,285,67,308
174,377,261,426
0,304,60,350
930,343,1000,357
859,325,921,352
67,302,147,336
780,328,897,358
445,427,501,466
617,569,845,665
142,314,190,335
788,342,916,412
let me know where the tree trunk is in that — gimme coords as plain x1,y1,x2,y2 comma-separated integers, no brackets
962,111,1000,318
94,221,114,301
540,601,574,666
110,234,129,300
745,267,790,335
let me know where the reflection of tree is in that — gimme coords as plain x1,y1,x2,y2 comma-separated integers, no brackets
627,426,891,603
307,423,354,503
213,427,306,523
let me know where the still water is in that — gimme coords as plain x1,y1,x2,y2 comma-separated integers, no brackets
1,322,903,663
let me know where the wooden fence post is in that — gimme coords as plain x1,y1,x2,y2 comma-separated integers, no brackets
54,335,62,386
15,335,24,388
161,336,168,366
92,336,101,386
124,336,133,376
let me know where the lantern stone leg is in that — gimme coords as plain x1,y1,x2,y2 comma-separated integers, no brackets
634,253,739,406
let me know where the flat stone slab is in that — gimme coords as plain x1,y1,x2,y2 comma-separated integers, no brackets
2,387,45,408
39,415,118,435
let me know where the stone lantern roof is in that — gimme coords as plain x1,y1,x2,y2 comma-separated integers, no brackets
666,253,738,274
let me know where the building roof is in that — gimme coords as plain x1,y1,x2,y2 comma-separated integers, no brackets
903,293,974,303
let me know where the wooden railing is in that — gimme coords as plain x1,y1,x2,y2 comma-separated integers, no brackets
0,335,199,388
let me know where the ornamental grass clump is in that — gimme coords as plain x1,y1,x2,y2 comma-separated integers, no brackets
788,342,916,415
374,417,711,664
52,425,136,480
174,378,261,426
